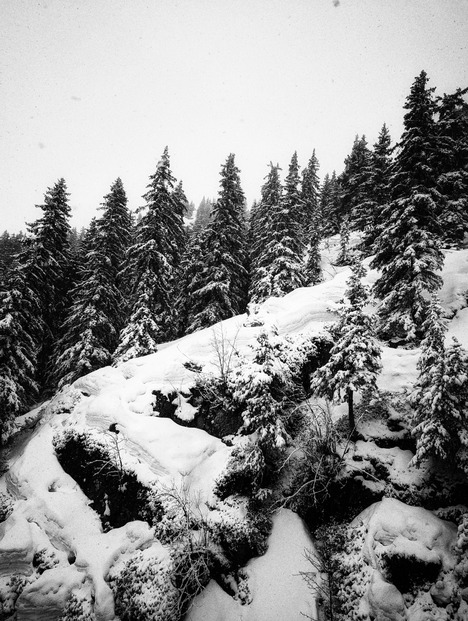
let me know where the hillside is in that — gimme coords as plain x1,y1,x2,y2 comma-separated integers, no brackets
1,238,468,620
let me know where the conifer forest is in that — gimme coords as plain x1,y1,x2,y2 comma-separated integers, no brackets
1,67,468,621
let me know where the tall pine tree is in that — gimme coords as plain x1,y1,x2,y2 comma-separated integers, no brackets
114,148,185,363
340,135,373,231
21,179,73,388
250,161,305,303
436,88,468,245
302,151,322,285
184,154,248,333
52,179,132,386
371,71,444,343
362,124,393,252
0,266,41,442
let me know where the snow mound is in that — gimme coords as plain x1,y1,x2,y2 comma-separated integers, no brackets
352,498,459,621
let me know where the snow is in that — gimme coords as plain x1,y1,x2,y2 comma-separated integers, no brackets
2,245,468,619
187,509,317,621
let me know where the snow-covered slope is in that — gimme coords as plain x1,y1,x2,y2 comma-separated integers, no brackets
1,243,468,620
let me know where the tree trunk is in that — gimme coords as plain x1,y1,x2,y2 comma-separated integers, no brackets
347,387,355,436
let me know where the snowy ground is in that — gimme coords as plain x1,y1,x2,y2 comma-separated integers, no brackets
1,241,468,620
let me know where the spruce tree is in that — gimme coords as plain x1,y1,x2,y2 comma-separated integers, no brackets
283,151,304,236
311,261,382,434
174,231,207,336
340,135,373,231
22,179,73,387
185,154,248,333
320,171,341,237
362,124,393,252
52,179,132,386
230,328,290,449
0,266,41,442
192,197,214,234
302,151,322,285
250,162,305,302
410,298,468,469
114,148,185,363
371,71,444,343
436,88,468,245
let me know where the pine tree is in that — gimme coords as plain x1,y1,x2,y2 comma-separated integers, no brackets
0,266,41,442
52,179,132,386
0,231,24,284
371,72,444,343
174,230,207,336
311,261,382,434
185,154,248,333
192,197,214,234
320,171,341,237
114,148,185,363
302,151,322,285
250,162,305,302
340,135,373,231
230,328,290,449
284,151,304,237
410,298,468,469
362,124,393,252
436,88,468,245
336,217,351,265
23,179,73,386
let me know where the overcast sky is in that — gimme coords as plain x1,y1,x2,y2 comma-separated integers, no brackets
1,0,467,232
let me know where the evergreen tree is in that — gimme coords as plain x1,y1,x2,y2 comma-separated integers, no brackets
336,217,351,265
114,148,185,363
23,179,73,386
320,171,341,237
371,72,444,343
250,162,305,303
410,298,468,469
192,197,214,234
52,179,132,386
185,154,248,333
0,266,41,442
283,151,304,235
362,124,393,252
311,261,382,434
174,230,207,336
436,88,468,245
340,135,373,231
0,231,24,284
392,71,439,199
302,151,322,285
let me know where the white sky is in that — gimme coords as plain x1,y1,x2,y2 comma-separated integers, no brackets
1,0,467,232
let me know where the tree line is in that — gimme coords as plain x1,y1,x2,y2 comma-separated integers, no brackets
0,70,467,442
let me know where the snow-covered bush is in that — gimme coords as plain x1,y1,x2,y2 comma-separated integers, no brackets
214,441,265,500
286,402,343,525
0,574,28,617
111,483,213,621
229,328,309,449
111,551,180,621
53,428,162,528
0,491,13,522
213,502,272,566
59,593,96,621
32,547,59,574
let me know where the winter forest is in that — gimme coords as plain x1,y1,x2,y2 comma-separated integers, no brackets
1,66,468,621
